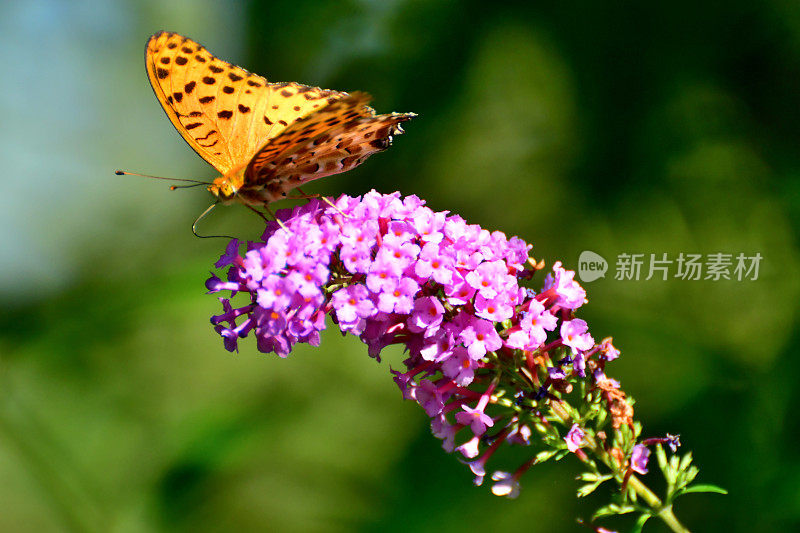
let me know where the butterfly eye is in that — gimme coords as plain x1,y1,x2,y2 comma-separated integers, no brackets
208,181,235,200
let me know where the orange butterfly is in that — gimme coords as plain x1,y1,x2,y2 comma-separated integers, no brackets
127,31,414,218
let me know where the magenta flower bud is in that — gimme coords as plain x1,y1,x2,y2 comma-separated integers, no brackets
491,471,521,498
565,423,585,453
631,444,651,474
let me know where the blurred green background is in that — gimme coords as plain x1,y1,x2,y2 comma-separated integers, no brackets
2,0,798,531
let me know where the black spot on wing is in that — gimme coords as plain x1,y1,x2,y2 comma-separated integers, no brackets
370,137,392,149
196,130,217,141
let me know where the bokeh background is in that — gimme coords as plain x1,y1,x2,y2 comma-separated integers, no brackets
2,0,798,531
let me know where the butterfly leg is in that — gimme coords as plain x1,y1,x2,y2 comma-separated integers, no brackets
244,203,270,222
263,205,290,232
285,187,319,201
246,203,289,232
292,188,349,218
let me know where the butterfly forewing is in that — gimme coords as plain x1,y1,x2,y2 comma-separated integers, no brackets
145,31,348,176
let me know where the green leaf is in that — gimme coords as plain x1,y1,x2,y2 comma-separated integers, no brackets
678,451,693,472
675,484,729,496
577,481,602,498
593,503,636,520
534,449,558,464
630,512,652,533
683,465,699,485
626,482,639,504
595,408,608,429
620,424,632,442
554,449,570,461
656,443,668,470
577,473,612,497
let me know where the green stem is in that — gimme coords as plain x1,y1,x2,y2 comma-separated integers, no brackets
548,403,691,532
626,475,690,533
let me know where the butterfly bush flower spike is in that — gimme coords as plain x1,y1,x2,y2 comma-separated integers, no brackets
206,191,723,533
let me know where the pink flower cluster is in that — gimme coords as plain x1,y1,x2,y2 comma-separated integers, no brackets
207,191,625,495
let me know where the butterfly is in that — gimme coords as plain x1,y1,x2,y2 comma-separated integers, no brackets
139,31,415,211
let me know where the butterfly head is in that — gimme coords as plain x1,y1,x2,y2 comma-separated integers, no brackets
208,176,239,203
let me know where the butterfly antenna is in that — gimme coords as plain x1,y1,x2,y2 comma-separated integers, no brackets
192,202,235,239
115,170,212,186
169,183,207,190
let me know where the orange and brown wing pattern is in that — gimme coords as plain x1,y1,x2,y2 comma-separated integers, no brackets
243,92,415,199
244,92,373,179
145,31,345,176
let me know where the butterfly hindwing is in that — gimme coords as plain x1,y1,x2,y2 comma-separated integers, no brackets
244,92,372,180
282,112,413,181
244,93,415,196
